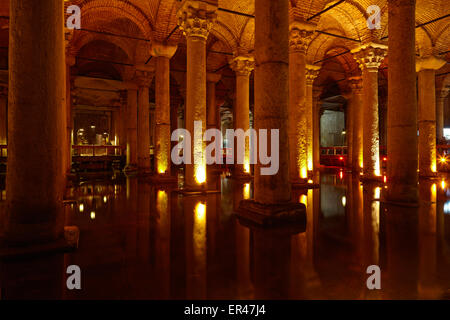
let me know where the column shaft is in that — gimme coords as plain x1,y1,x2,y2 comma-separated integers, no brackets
436,92,446,142
313,98,320,170
0,88,7,146
137,85,150,172
418,69,437,176
155,56,171,175
387,0,418,203
254,0,291,203
207,81,217,129
126,88,138,169
5,0,65,242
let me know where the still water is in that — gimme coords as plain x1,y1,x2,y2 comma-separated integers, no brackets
1,170,450,299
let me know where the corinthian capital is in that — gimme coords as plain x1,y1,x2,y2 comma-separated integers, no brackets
351,42,387,71
177,0,218,40
306,64,321,86
289,21,316,53
229,55,255,77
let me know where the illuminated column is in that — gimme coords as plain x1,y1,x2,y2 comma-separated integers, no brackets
151,42,178,176
352,43,387,179
206,73,221,130
177,0,217,188
136,70,154,174
230,55,254,178
125,87,138,171
306,64,320,173
65,53,75,175
118,90,127,148
5,0,65,242
0,87,7,146
237,0,305,225
436,89,449,143
386,0,418,204
349,76,363,172
417,56,446,177
289,20,315,183
312,90,321,170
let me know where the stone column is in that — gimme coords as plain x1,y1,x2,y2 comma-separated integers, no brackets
349,76,363,172
136,70,154,174
177,0,217,189
289,20,315,184
230,55,254,178
417,56,446,177
206,73,221,130
386,0,418,204
65,53,75,175
312,89,321,170
306,64,320,173
352,43,387,180
125,87,138,171
5,0,65,243
436,89,449,143
118,90,127,149
0,86,7,147
237,0,305,226
151,42,178,177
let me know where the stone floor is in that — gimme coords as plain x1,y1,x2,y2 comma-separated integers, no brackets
1,169,450,300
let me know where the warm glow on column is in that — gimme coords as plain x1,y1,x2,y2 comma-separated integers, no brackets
431,162,437,173
299,194,307,207
244,159,250,173
301,167,308,179
194,123,206,185
307,159,313,172
375,156,381,177
243,183,250,200
195,164,206,184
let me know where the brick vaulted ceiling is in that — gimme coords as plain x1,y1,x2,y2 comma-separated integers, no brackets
0,0,449,87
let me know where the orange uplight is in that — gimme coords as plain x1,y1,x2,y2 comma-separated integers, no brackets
383,175,387,183
339,171,343,179
440,156,447,164
339,156,344,161
383,157,387,161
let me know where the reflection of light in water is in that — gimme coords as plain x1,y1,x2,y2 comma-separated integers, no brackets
103,196,107,203
441,180,446,190
157,190,168,213
79,203,84,212
341,196,346,207
90,211,95,219
193,201,206,287
300,194,307,207
444,201,450,214
339,171,343,180
243,183,250,200
195,202,206,221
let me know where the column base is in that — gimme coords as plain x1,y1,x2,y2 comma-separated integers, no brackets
147,174,178,185
291,179,319,189
236,199,306,231
0,226,79,260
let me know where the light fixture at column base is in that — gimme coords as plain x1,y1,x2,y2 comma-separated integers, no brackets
236,200,306,232
0,226,79,260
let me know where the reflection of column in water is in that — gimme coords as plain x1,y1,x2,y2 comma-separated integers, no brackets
235,217,252,299
418,182,438,299
185,197,207,299
137,181,151,261
363,183,380,267
170,190,186,299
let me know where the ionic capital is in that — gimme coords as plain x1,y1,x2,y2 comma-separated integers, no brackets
306,64,321,86
416,55,446,72
349,76,363,93
207,72,221,83
289,21,316,54
177,0,218,41
151,42,178,59
351,43,387,71
229,55,255,77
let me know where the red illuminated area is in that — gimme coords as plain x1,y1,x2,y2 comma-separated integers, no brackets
0,0,449,303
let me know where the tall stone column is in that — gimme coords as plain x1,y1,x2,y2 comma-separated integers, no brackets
436,89,449,143
206,73,221,130
306,64,320,173
151,42,177,177
417,56,446,177
349,76,363,172
118,90,127,148
65,53,75,175
386,0,418,204
125,87,138,171
289,20,315,184
0,86,7,146
136,70,154,174
237,0,305,226
5,0,65,243
312,90,321,171
352,43,387,180
230,55,254,178
177,0,217,189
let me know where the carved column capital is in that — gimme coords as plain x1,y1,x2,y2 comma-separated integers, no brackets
229,55,255,77
177,0,218,41
151,42,178,59
416,55,447,72
306,64,321,86
351,43,387,71
289,21,315,54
